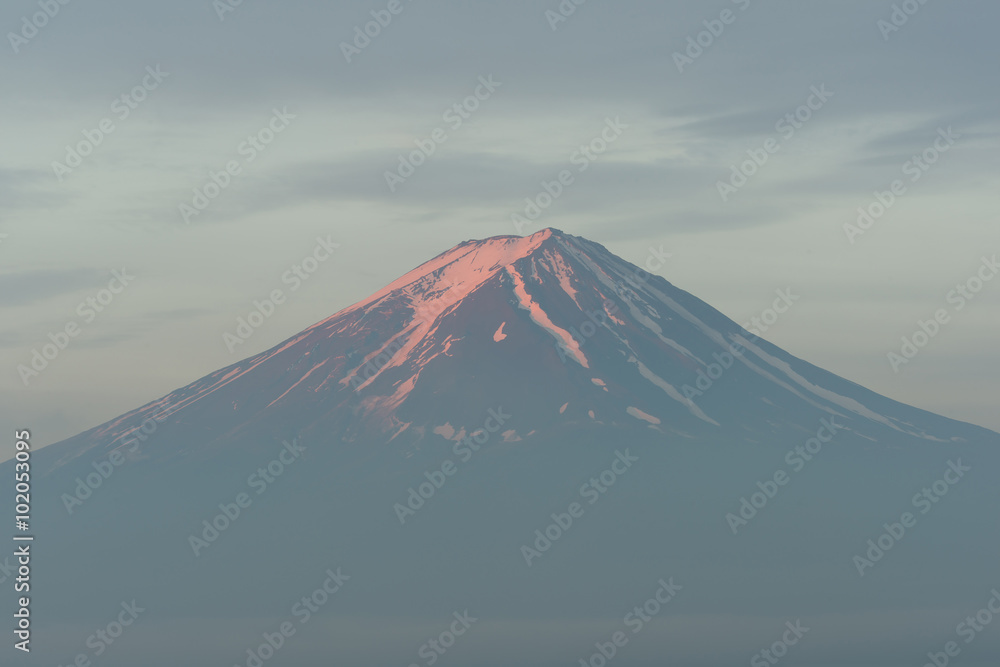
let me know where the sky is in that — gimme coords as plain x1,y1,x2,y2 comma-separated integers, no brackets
1,0,998,457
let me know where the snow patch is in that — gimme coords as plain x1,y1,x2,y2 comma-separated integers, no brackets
387,421,411,442
441,335,461,357
556,241,704,365
433,423,456,439
730,333,918,437
493,322,507,342
542,248,581,306
501,430,522,442
373,373,420,417
506,266,589,368
311,230,554,330
631,358,719,426
266,359,330,408
627,407,661,425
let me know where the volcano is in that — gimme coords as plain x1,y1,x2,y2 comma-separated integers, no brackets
10,228,1000,667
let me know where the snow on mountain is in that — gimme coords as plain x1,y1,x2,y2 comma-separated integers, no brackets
48,228,990,467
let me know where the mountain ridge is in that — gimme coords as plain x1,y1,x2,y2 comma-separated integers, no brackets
39,227,997,474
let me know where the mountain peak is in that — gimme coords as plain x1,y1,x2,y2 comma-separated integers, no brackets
63,228,994,463
333,227,576,327
473,226,564,243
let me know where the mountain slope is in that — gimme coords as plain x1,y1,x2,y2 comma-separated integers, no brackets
41,228,992,471
9,228,1000,667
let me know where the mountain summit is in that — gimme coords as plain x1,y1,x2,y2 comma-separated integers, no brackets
59,227,989,460
15,228,1000,667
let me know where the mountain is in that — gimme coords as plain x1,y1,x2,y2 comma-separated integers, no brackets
9,228,1000,667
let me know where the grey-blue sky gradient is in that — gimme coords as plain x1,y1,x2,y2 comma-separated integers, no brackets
1,0,998,456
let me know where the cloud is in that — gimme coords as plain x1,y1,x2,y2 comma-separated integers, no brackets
0,268,109,308
0,167,70,214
